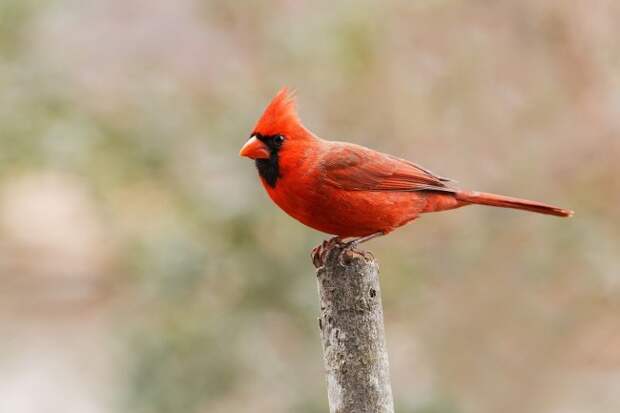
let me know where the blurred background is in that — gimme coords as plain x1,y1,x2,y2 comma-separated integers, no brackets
0,1,619,412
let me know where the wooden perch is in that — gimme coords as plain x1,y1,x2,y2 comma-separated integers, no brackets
314,244,394,413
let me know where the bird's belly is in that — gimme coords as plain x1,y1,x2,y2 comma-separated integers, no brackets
266,180,426,237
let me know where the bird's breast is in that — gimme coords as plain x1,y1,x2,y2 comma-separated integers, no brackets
261,172,426,237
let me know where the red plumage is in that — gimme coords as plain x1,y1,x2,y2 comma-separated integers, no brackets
240,88,572,240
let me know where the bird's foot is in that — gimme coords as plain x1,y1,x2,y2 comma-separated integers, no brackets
311,236,345,268
311,232,385,267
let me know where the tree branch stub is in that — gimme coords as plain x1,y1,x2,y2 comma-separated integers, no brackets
314,246,394,413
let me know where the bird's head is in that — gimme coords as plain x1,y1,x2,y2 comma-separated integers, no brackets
240,87,315,187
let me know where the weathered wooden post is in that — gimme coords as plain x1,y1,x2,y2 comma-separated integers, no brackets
314,245,394,413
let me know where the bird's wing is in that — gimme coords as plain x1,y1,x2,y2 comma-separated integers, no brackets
321,143,456,193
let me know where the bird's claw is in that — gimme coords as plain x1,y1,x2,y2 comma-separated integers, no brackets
311,236,345,268
312,232,384,267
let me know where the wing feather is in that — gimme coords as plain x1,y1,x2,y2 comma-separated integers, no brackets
321,143,456,193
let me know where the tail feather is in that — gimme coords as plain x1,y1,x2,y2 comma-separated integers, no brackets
456,191,573,217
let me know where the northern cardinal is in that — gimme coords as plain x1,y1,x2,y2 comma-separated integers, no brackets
240,88,572,249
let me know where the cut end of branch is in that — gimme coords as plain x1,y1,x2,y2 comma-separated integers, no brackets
311,239,375,269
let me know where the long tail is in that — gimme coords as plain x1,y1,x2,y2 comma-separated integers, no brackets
455,190,573,217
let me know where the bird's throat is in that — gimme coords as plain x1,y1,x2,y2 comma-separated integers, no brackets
255,152,280,187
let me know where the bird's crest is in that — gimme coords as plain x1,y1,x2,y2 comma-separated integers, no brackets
253,87,307,138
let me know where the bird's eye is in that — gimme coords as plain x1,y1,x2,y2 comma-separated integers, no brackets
273,135,284,145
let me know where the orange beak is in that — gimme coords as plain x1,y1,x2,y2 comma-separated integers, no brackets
239,136,270,160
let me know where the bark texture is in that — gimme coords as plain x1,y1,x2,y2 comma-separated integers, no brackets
314,246,394,413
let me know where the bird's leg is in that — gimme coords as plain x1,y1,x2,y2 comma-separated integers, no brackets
326,232,385,265
312,232,384,267
343,231,385,249
311,236,345,267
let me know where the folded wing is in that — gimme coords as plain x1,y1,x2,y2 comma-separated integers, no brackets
321,143,456,193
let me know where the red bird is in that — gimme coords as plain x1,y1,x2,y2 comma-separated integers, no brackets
240,88,572,249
